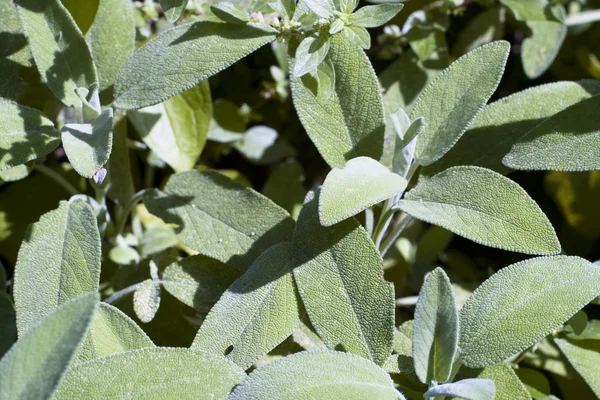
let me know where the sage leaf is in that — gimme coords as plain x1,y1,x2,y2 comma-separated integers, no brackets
159,0,187,23
52,348,246,399
60,0,99,34
294,35,331,78
398,166,561,255
293,190,394,365
340,0,359,14
75,303,154,364
86,0,135,102
229,350,404,400
61,108,113,178
515,367,551,399
343,24,371,50
114,22,277,109
0,100,60,172
452,7,505,58
261,161,307,220
192,242,301,369
424,80,600,177
459,255,600,368
423,378,495,400
454,362,530,400
162,255,241,313
14,199,101,335
503,93,600,172
319,157,408,226
291,34,386,168
16,0,98,107
410,41,509,166
304,0,335,18
412,267,458,384
106,115,134,206
555,338,600,396
234,126,295,165
349,4,404,28
133,279,161,323
0,293,98,400
129,82,212,172
211,3,250,23
143,170,295,270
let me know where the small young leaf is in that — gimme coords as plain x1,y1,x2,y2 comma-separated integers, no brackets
459,256,600,368
211,2,250,23
229,350,404,400
293,190,394,366
0,293,99,400
0,100,60,172
61,108,113,179
424,378,495,400
319,157,408,226
410,41,509,165
294,35,331,78
143,170,295,270
14,199,101,335
114,22,277,109
53,348,246,399
159,0,187,23
412,267,458,384
192,242,301,369
555,338,600,396
340,0,359,14
162,254,241,313
398,166,561,255
133,279,161,323
304,0,336,18
455,362,530,400
349,4,404,28
16,0,98,107
503,94,600,172
343,24,371,49
234,126,295,165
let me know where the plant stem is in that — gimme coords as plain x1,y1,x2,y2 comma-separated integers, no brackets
104,279,168,304
395,296,419,307
365,208,374,236
566,9,600,26
115,189,148,236
380,213,413,256
32,164,79,197
372,203,398,248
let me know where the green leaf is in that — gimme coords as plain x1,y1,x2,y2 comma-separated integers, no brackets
129,82,212,172
423,80,600,177
503,93,600,172
234,126,295,165
398,166,561,255
0,293,17,358
304,0,335,18
52,348,246,399
60,0,100,34
0,100,61,172
114,21,277,110
455,362,530,400
290,34,386,168
192,242,301,369
86,0,135,102
555,338,600,397
159,0,186,23
319,157,407,226
144,170,295,270
424,378,495,400
459,255,600,368
0,293,98,400
410,41,509,166
515,367,551,400
61,108,113,178
343,24,371,50
294,35,331,78
16,0,98,107
229,350,404,400
162,254,241,312
75,303,154,364
133,279,161,323
106,115,134,206
261,162,307,220
349,4,404,28
452,7,505,58
14,199,101,335
211,2,250,23
340,0,359,14
412,267,458,384
293,190,394,365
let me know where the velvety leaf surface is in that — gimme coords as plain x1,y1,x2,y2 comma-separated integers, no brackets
290,34,386,168
460,256,600,368
192,242,301,369
14,199,101,335
454,362,530,400
0,100,60,171
53,348,246,399
349,4,404,28
16,0,98,107
0,293,98,400
398,166,561,255
229,350,404,400
555,338,600,396
292,190,394,366
133,279,161,323
114,21,276,109
410,41,509,165
143,170,294,270
423,378,495,400
412,267,458,384
319,157,407,226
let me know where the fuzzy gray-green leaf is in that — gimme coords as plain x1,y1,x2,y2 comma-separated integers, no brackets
114,21,276,109
398,166,561,255
555,338,600,396
410,41,509,166
14,199,101,335
460,255,600,368
0,293,98,400
319,157,407,226
454,362,530,400
160,0,187,22
424,378,495,400
192,242,301,369
16,0,98,107
293,190,394,365
229,350,404,400
349,4,404,28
